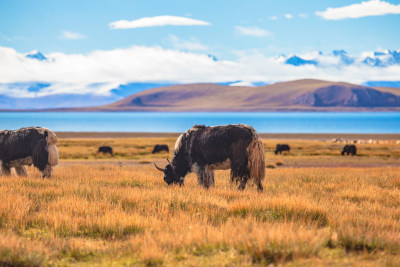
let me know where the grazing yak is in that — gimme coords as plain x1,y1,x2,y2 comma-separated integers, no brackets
341,144,357,156
154,124,265,191
275,144,290,155
0,127,59,178
98,146,113,156
152,144,169,154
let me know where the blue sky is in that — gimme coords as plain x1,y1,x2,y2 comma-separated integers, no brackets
0,0,400,98
2,0,400,56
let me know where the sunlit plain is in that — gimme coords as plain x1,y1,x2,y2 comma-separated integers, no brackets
0,137,399,266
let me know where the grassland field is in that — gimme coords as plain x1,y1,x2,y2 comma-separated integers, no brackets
0,134,400,266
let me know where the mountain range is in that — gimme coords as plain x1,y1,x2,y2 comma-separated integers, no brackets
1,49,400,110
72,79,400,112
283,49,400,67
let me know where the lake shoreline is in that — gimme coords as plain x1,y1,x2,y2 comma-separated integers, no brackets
55,132,400,140
2,111,399,134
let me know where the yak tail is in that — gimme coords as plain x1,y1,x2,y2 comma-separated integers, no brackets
248,135,265,190
48,144,59,166
47,131,59,166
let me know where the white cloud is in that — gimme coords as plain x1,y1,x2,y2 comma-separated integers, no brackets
235,26,271,37
268,16,278,20
299,13,308,18
109,15,210,29
1,46,400,98
229,80,256,87
316,0,400,20
285,14,293,19
58,31,86,40
165,35,208,51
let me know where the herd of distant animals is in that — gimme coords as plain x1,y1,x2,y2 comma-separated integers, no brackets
0,125,366,190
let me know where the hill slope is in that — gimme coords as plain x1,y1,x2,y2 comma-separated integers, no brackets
83,79,400,111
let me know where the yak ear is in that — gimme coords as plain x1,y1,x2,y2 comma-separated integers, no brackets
33,139,48,171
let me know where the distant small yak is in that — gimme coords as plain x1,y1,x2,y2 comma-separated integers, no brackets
275,144,290,155
0,127,59,178
154,124,265,191
341,145,357,156
152,144,169,154
98,146,113,156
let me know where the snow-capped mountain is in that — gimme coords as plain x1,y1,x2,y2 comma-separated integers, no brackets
332,50,354,65
0,48,398,110
361,50,400,67
284,49,400,67
25,50,47,61
285,56,317,66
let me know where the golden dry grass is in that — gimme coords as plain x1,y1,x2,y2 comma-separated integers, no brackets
58,137,175,160
1,137,400,266
57,137,400,167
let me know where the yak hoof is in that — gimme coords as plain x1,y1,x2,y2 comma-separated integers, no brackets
41,165,52,179
257,183,264,192
15,166,28,177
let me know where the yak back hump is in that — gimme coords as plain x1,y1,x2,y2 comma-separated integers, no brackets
191,125,254,166
0,128,46,162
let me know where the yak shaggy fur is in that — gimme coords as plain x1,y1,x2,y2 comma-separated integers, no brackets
0,127,59,178
167,124,265,191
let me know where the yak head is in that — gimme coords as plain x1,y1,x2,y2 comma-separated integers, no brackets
154,159,183,186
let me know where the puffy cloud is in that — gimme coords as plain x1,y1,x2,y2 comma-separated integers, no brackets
316,0,400,20
109,15,210,29
58,31,86,40
285,14,293,19
0,45,400,98
235,26,271,37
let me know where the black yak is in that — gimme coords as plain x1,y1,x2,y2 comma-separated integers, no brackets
98,146,113,156
341,145,357,156
152,144,169,154
275,144,290,154
154,124,265,191
0,127,59,178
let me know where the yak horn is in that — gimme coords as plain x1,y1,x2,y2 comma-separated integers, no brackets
167,158,171,164
154,163,165,172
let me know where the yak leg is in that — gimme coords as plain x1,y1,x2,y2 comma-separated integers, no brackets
230,170,238,184
233,170,249,190
209,170,215,187
1,162,11,176
41,165,52,178
196,166,214,189
14,166,28,177
1,167,11,176
256,181,263,192
230,152,250,190
196,166,205,186
203,166,215,188
238,176,249,190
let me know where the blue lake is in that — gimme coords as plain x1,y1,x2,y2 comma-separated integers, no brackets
0,112,399,133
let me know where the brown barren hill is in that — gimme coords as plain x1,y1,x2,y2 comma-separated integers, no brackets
81,79,400,111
